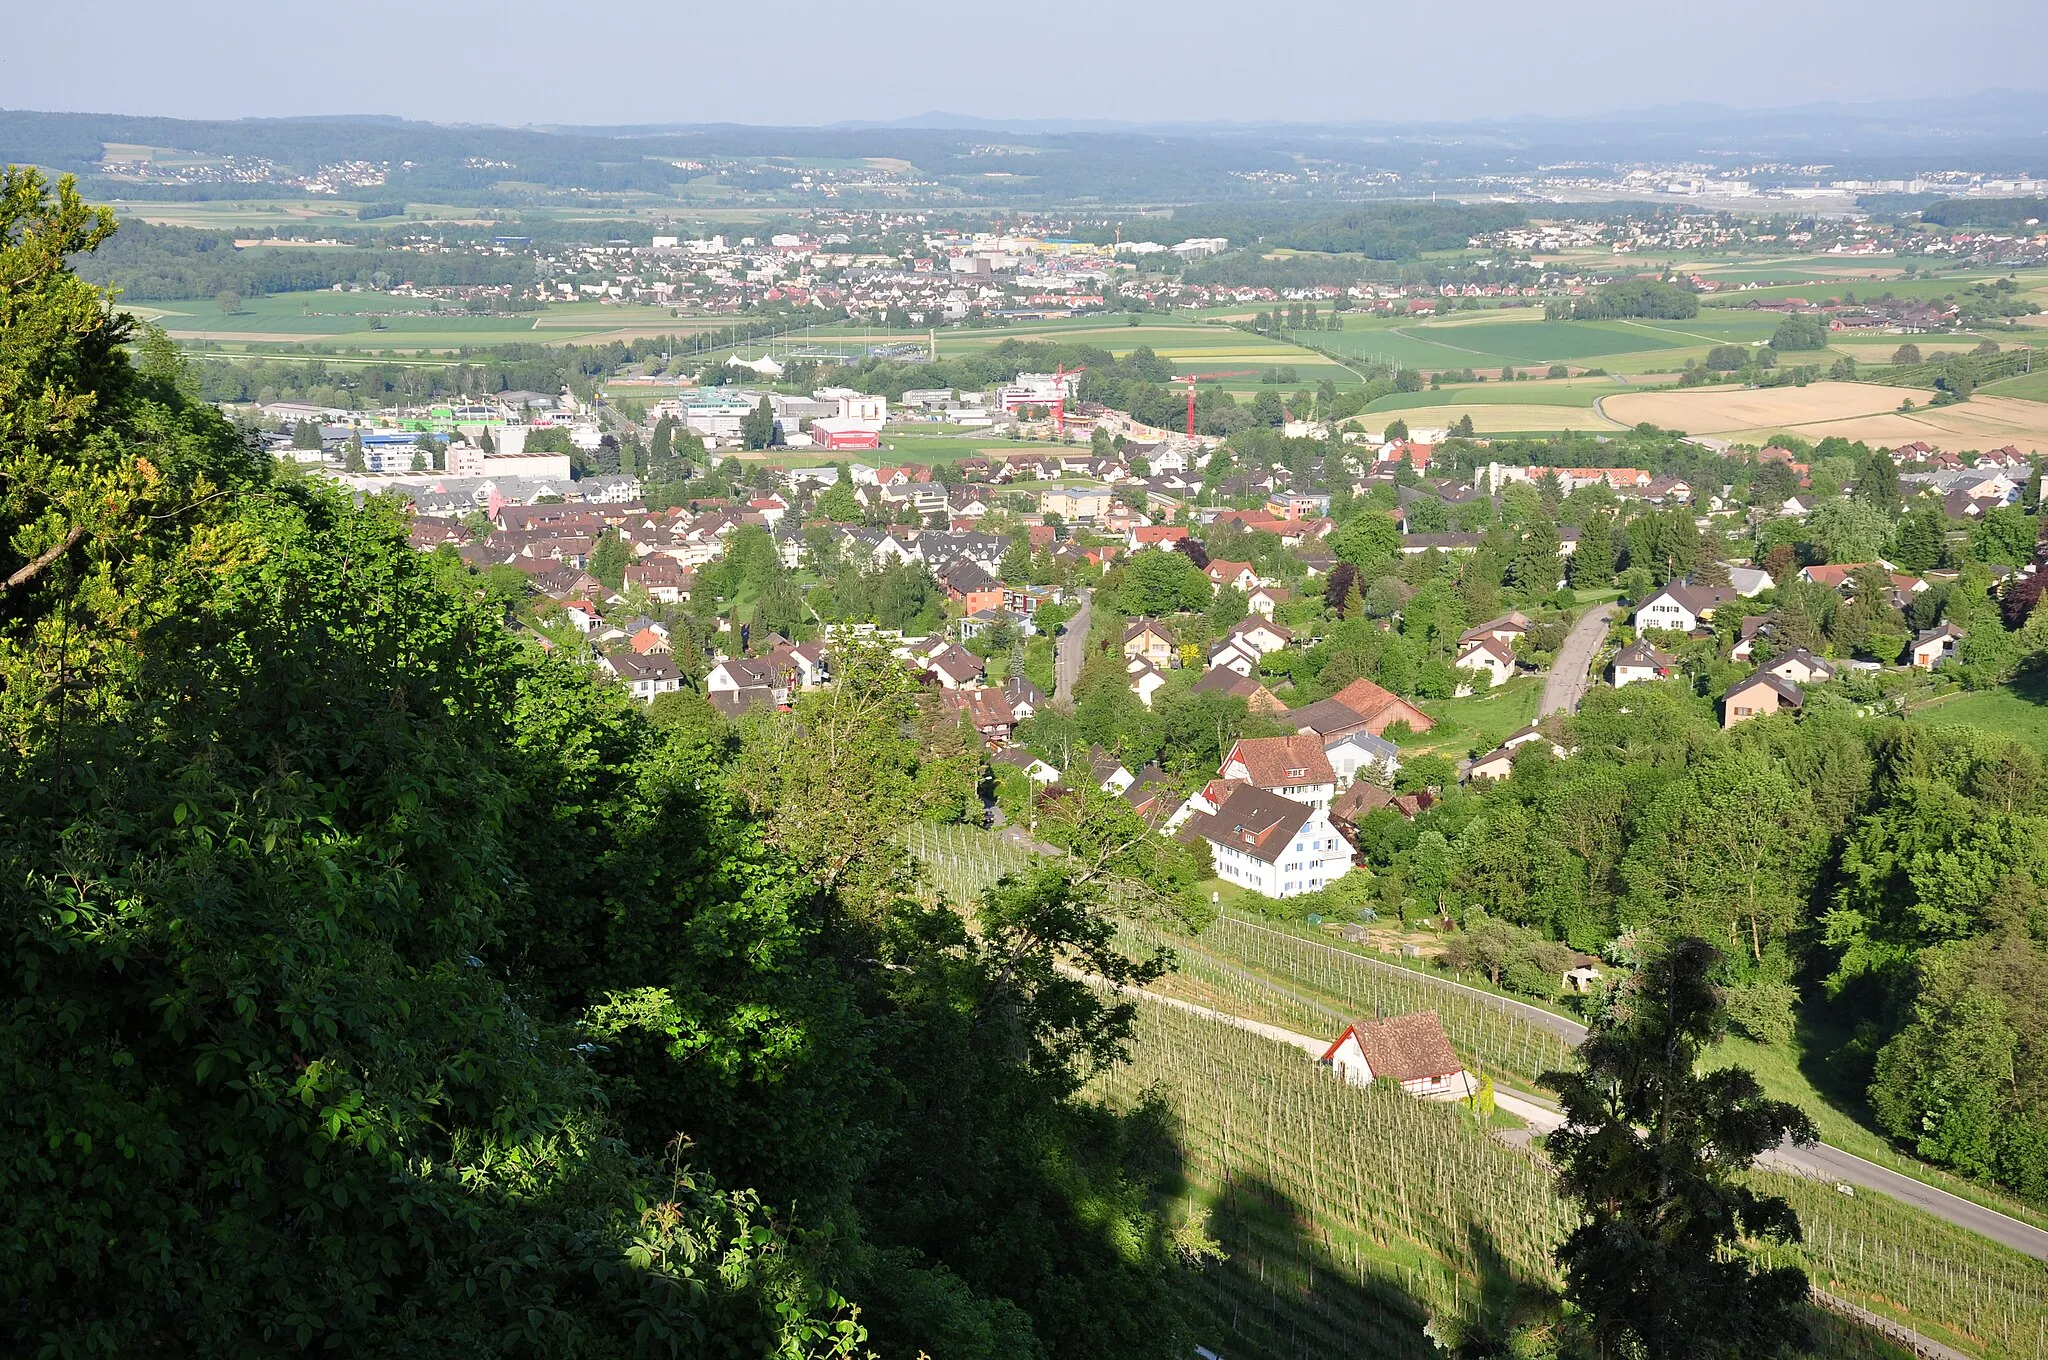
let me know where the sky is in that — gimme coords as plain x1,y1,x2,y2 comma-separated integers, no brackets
3,0,2045,129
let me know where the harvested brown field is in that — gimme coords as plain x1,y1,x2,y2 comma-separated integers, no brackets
1600,381,2048,451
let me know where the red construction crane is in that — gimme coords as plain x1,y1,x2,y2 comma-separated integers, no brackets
1179,370,1257,437
1054,363,1065,436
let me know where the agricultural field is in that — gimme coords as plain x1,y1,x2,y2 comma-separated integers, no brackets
1982,367,2048,404
1297,309,1805,380
136,292,735,351
1601,379,2048,447
938,316,1359,393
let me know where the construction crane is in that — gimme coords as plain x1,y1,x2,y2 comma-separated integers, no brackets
1179,370,1257,437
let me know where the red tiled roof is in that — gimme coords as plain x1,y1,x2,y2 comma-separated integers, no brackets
1224,734,1334,790
1321,1012,1462,1082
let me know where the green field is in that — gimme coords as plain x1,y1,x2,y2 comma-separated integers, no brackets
1413,675,1544,756
1365,379,1625,413
1981,367,2048,403
139,292,806,355
1908,674,2048,751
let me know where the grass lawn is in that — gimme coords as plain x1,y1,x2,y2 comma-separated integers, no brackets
1411,676,1543,757
1908,671,2048,752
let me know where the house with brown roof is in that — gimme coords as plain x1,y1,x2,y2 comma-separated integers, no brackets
1205,559,1258,594
623,555,693,603
1177,782,1354,899
1122,618,1176,667
601,650,685,702
1227,617,1293,657
1192,667,1287,714
1246,584,1290,619
1454,636,1518,690
1760,648,1836,686
1632,582,1737,634
1723,671,1803,728
1311,678,1436,737
1910,623,1963,669
1330,781,1433,830
950,684,1017,743
1321,1013,1474,1099
1458,612,1531,648
1220,735,1338,810
1127,658,1170,708
1611,638,1677,687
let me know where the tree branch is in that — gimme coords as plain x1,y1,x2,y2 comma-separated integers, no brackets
0,523,86,595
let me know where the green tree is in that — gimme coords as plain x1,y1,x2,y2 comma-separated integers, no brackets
589,525,632,590
1543,937,1818,1360
1769,314,1828,351
1870,946,2018,1177
1568,512,1615,588
1853,448,1902,518
741,395,777,450
1890,505,1946,573
1807,498,1892,564
1969,506,2039,567
291,417,323,450
1105,548,1211,616
1329,510,1401,573
215,287,240,317
1623,754,1814,967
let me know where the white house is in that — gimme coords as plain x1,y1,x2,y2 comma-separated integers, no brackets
1760,647,1836,686
1179,783,1354,899
1207,636,1261,677
1910,623,1963,670
1246,584,1289,619
1611,638,1676,688
601,650,684,701
1127,659,1170,708
1226,617,1293,658
1727,566,1774,597
1454,636,1517,689
1320,1013,1475,1099
1323,730,1400,789
1632,582,1735,634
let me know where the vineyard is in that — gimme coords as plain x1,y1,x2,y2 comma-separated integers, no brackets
1090,992,1573,1359
1092,993,1942,1360
1125,910,1581,1089
907,822,2048,1355
901,820,1039,903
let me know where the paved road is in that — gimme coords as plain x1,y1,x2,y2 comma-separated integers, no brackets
1053,589,1091,707
1200,918,2048,1262
1538,601,1616,718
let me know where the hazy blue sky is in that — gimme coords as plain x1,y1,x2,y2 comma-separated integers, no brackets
3,0,2044,127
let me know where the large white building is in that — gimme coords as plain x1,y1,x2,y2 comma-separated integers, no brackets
1178,783,1353,899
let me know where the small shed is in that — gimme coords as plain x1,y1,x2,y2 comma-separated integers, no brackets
1320,1012,1475,1100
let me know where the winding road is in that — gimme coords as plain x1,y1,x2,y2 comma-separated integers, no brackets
1538,601,1617,718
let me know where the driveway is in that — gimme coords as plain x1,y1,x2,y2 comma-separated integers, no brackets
1053,589,1091,707
1539,601,1616,718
